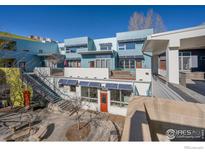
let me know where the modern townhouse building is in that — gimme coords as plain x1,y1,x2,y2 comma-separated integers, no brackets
60,29,153,72
1,26,205,117
0,32,63,72
0,29,153,115
39,29,152,115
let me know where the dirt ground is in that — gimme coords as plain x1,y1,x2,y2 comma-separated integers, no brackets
0,108,125,141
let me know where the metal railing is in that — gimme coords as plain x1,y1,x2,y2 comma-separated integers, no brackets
152,75,185,101
31,69,73,101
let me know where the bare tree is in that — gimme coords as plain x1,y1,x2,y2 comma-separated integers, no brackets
128,9,166,33
128,12,145,31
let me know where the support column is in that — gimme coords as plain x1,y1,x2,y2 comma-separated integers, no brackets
152,55,159,75
166,47,179,84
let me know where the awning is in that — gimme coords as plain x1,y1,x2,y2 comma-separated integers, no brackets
105,83,118,90
58,79,67,84
89,82,101,88
79,81,90,87
66,80,78,86
118,84,133,91
119,55,144,60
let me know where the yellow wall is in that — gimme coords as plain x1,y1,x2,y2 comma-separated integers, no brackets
0,68,32,107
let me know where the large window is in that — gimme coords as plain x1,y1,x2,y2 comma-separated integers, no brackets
118,42,136,51
110,89,132,107
179,52,192,71
67,60,81,68
94,59,112,69
81,87,98,103
125,42,135,50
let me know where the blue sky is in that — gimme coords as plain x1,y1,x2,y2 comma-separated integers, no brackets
0,6,205,42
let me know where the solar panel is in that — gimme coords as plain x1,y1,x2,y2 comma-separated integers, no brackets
66,80,78,86
89,82,101,88
58,79,67,84
79,81,90,87
118,84,133,91
105,83,118,90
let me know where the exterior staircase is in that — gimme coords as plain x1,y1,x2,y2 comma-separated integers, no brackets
23,72,75,113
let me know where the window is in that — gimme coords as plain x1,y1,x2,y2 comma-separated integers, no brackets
70,85,76,92
179,52,192,71
130,59,135,68
125,59,129,68
111,90,120,101
106,59,111,69
90,87,97,98
39,50,43,53
101,59,106,68
100,44,112,51
126,42,135,50
23,50,29,52
96,59,101,68
118,42,136,50
119,59,124,68
110,89,132,107
81,87,89,97
81,87,97,103
118,43,125,50
121,90,132,102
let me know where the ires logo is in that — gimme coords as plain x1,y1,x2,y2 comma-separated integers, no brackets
166,129,205,141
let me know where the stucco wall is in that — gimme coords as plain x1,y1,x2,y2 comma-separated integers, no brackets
64,67,110,79
136,69,151,82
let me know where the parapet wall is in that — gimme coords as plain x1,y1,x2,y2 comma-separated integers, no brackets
121,96,205,141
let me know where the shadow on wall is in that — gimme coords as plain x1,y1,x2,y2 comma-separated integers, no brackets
0,68,33,107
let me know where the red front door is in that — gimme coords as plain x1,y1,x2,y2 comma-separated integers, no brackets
100,91,108,112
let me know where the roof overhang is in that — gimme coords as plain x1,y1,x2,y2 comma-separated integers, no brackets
78,50,115,55
119,55,145,60
142,25,205,55
142,39,169,55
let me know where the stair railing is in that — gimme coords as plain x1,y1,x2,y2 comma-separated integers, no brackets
32,68,74,101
